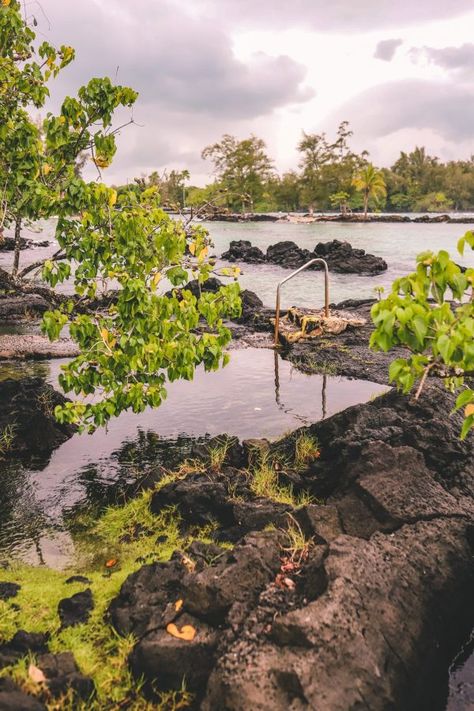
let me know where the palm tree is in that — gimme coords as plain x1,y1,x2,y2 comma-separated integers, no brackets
352,164,387,219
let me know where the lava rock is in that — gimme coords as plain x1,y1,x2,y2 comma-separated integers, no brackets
0,631,49,670
232,499,291,534
266,241,312,269
313,239,387,274
293,504,343,543
150,473,236,529
58,589,93,629
0,582,20,601
222,240,266,264
65,575,91,585
0,378,75,457
109,558,185,638
36,652,95,701
190,434,247,470
183,530,284,625
129,613,219,697
0,294,53,321
0,677,46,711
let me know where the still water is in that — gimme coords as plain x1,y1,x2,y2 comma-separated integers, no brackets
2,218,474,309
0,349,388,567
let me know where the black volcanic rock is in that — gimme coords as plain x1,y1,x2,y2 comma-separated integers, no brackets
0,378,75,457
221,238,387,275
222,240,266,263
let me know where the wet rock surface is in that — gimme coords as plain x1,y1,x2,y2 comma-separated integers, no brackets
105,375,474,708
0,378,75,456
222,238,387,275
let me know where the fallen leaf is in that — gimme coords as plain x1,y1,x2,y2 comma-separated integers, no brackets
465,404,474,417
28,664,46,683
166,623,196,641
181,555,196,573
174,599,183,612
105,558,118,568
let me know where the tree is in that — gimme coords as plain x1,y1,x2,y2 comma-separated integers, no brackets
2,0,242,431
202,134,273,212
371,231,474,438
0,1,140,278
352,164,387,219
298,123,367,212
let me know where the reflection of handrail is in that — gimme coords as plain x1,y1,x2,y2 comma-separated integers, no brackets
273,350,328,422
274,258,329,346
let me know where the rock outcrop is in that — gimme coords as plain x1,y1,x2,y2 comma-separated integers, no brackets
222,239,388,275
106,383,473,709
0,378,75,456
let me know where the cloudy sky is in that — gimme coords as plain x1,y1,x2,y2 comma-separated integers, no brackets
33,0,474,184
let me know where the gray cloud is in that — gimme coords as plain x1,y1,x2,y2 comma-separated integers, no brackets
39,0,312,119
326,80,474,144
374,39,402,61
34,0,314,181
197,0,473,31
411,43,474,77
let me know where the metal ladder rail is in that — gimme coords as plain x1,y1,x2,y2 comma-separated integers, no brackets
274,258,330,346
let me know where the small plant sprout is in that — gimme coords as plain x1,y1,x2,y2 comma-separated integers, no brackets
250,452,313,507
373,285,385,301
281,514,311,567
207,438,231,472
294,433,320,469
0,424,16,458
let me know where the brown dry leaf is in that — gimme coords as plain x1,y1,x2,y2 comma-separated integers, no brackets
465,404,474,417
105,558,118,568
28,663,46,684
166,623,196,641
174,599,183,612
181,555,196,573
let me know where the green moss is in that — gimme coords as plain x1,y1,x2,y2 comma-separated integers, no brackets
0,474,216,709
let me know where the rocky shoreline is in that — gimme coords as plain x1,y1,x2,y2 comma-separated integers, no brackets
0,289,472,709
205,211,474,225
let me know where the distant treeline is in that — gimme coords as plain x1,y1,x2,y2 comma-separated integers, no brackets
114,123,474,214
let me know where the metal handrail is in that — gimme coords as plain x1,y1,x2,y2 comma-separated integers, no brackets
274,258,329,346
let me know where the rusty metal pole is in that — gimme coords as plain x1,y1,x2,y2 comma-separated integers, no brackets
274,258,329,347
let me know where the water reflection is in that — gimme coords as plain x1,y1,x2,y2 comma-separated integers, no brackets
0,348,389,566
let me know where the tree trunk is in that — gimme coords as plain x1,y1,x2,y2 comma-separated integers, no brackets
363,191,369,220
12,216,22,277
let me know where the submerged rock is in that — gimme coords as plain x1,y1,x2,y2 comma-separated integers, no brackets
0,378,75,457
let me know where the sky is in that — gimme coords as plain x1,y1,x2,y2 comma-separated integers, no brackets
30,0,474,185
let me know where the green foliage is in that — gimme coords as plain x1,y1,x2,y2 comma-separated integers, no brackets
0,3,242,430
352,164,387,218
41,186,242,430
0,0,137,275
202,134,274,212
371,231,474,438
294,433,320,470
250,452,313,507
